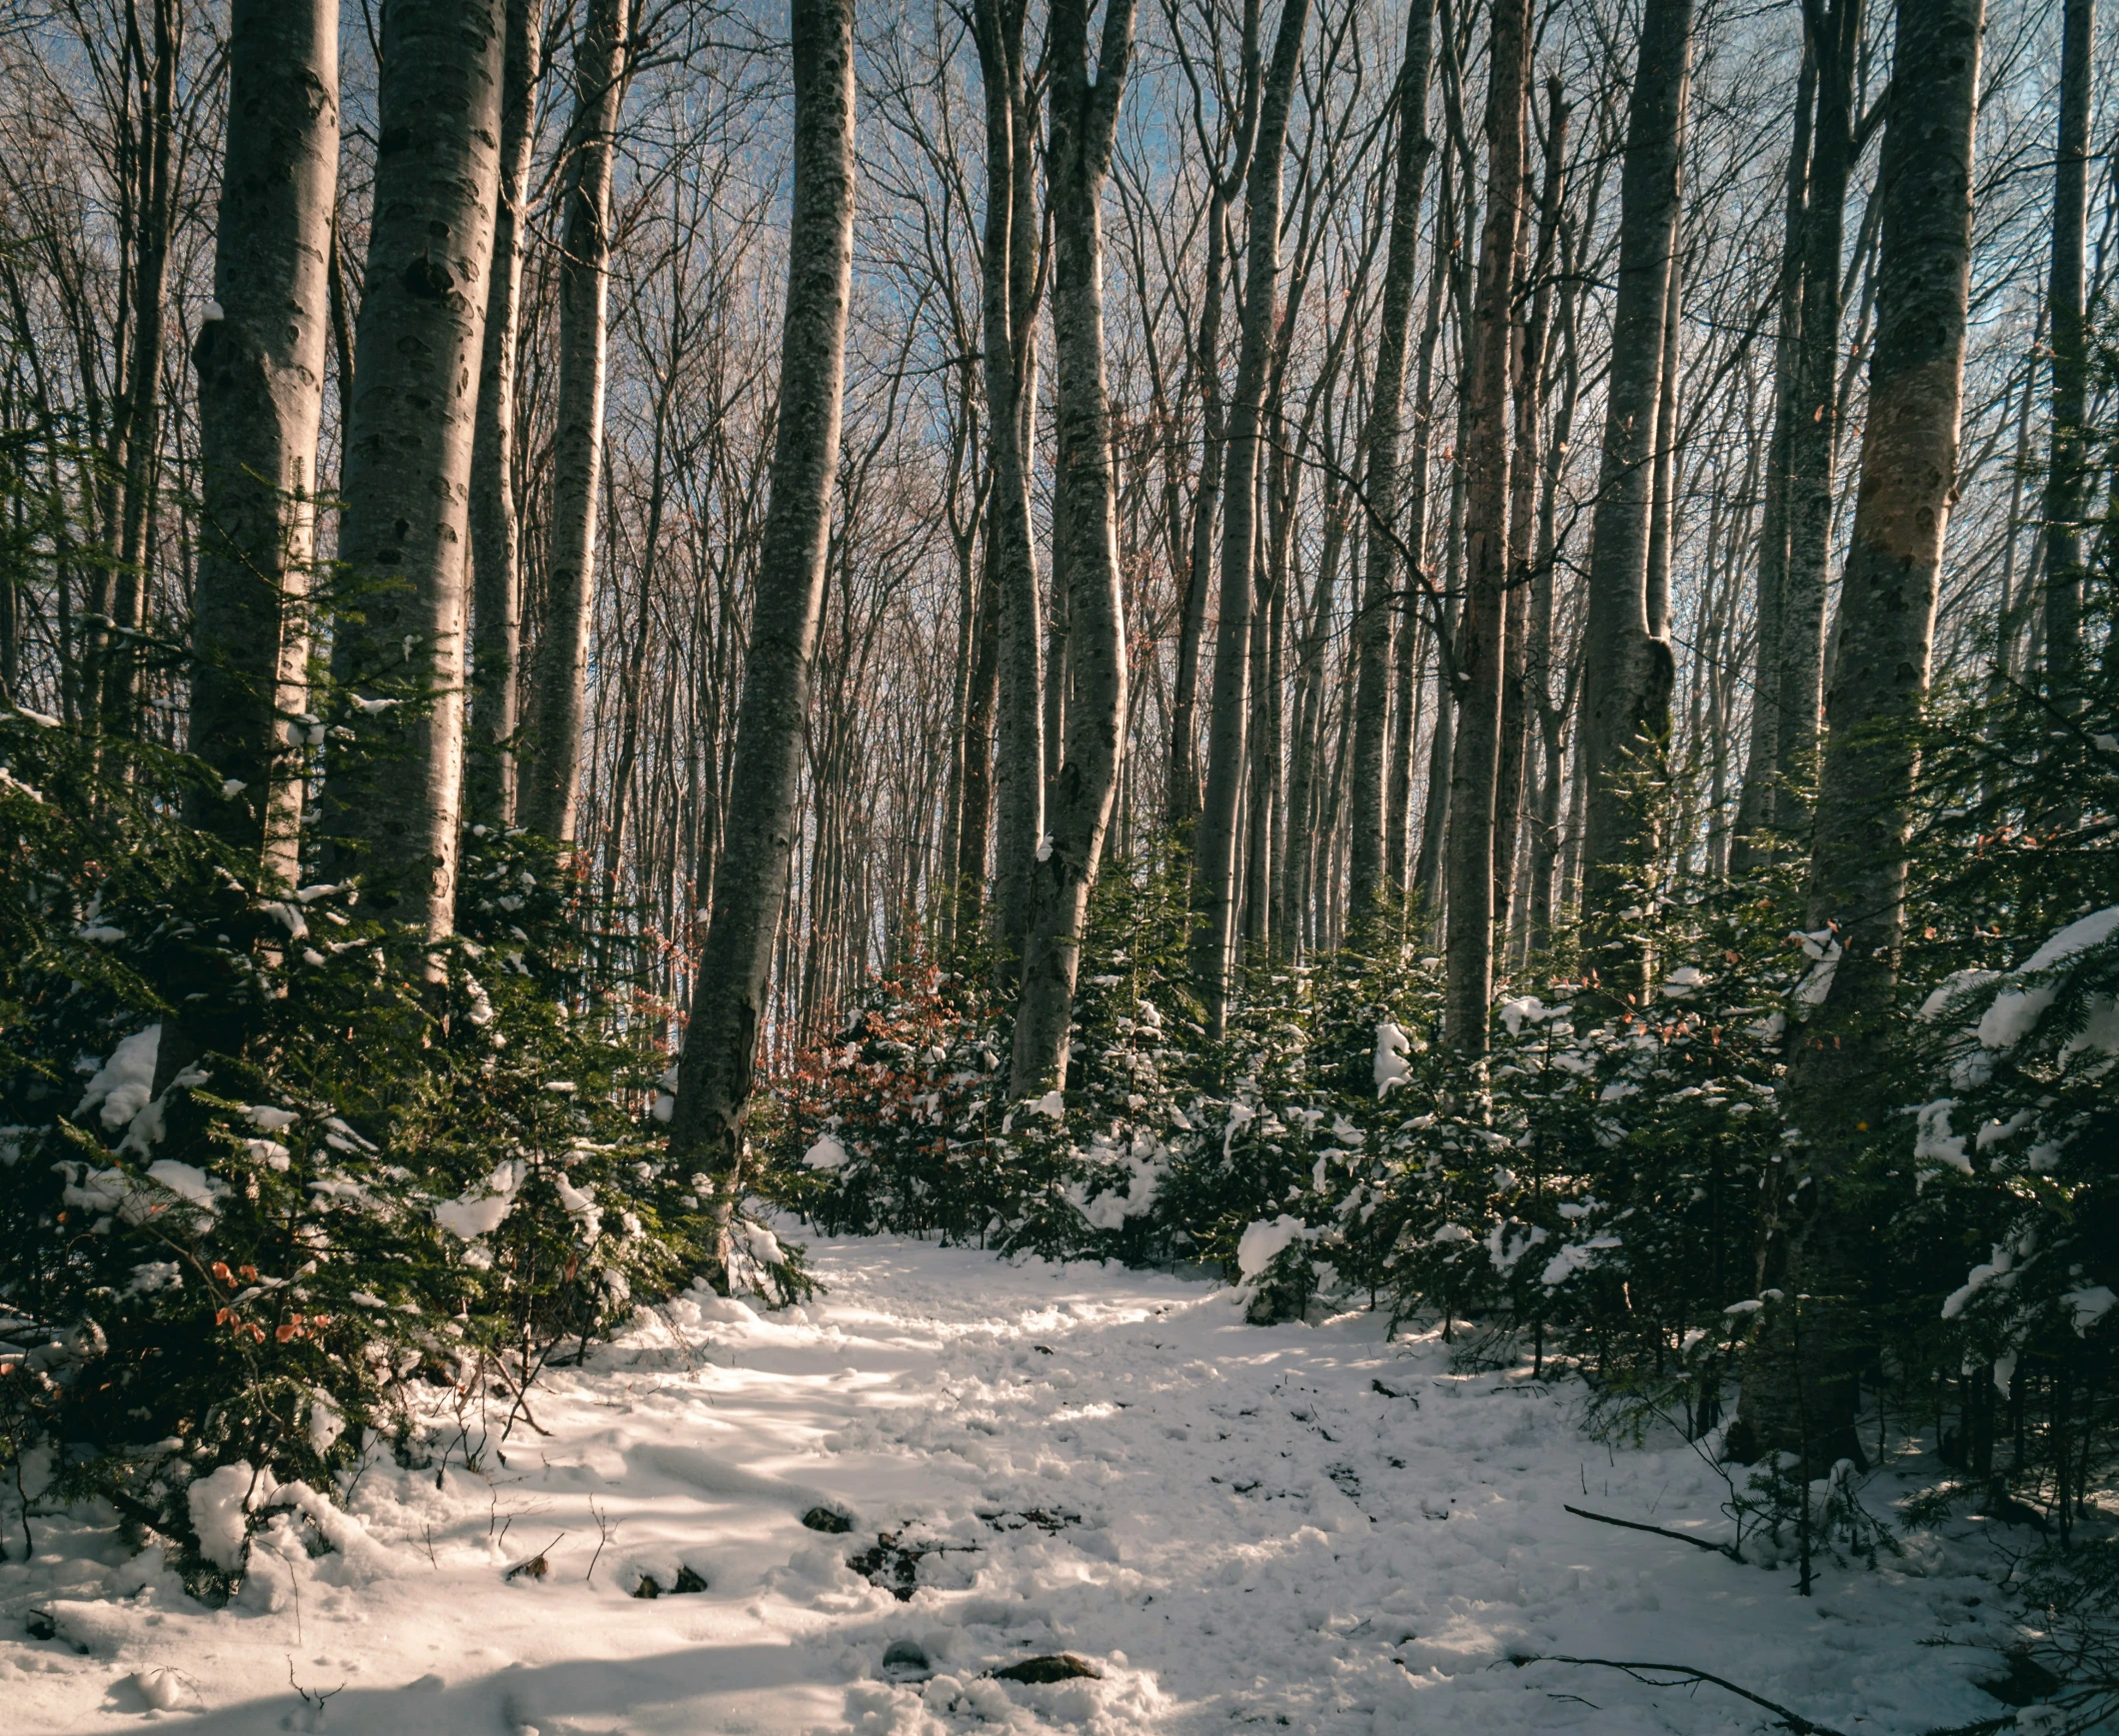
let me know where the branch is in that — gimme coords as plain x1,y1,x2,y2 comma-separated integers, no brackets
1508,1655,1851,1736
1563,1501,1741,1559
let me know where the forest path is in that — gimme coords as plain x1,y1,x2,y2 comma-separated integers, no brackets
2,1232,2014,1734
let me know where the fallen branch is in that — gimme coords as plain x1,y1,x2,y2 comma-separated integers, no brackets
1564,1502,1740,1559
1509,1654,1849,1736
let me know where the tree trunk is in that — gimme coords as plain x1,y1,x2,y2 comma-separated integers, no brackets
1731,0,1983,1467
1441,0,1530,1057
2041,0,2092,691
523,0,632,843
321,0,508,936
957,555,1002,929
156,0,339,1099
1010,0,1134,1096
667,0,856,1282
976,0,1047,981
1494,78,1565,950
1190,0,1309,1036
186,0,339,879
1728,39,1815,874
1346,0,1437,918
1575,0,1691,1000
103,0,179,737
465,0,544,832
1772,0,1862,844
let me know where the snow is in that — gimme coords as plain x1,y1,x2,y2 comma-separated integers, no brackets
2017,903,2119,972
1234,1213,1306,1278
435,1160,527,1240
186,1462,260,1572
74,1026,160,1130
806,1135,851,1170
0,1232,2030,1734
2066,1284,2117,1334
1372,1021,1411,1097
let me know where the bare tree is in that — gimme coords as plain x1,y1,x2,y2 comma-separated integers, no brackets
667,0,857,1281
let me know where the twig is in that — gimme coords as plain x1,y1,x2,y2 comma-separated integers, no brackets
1509,1654,1850,1736
586,1497,616,1584
1563,1502,1741,1559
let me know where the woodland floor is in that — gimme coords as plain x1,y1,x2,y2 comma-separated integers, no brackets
0,1230,2033,1734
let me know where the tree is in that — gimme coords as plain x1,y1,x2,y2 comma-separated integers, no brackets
1731,0,1986,1466
1441,0,1531,1056
320,0,509,936
524,0,635,844
2040,0,2092,691
667,0,857,1281
1345,0,1437,919
186,0,339,879
465,0,547,833
1190,0,1310,1037
1574,0,1692,999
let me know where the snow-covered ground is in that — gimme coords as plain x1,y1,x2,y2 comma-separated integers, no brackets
1,1232,2025,1734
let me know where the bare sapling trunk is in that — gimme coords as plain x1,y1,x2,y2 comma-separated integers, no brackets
161,0,340,1098
524,0,633,843
1575,0,1692,1001
2041,0,2092,692
1166,0,1263,832
668,0,857,1284
1346,0,1438,919
103,0,179,738
1012,0,1137,1096
1730,0,1983,1467
465,0,545,832
1441,0,1531,1058
1190,0,1309,1036
321,0,507,935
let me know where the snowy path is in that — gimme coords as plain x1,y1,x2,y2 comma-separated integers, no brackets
2,1233,2016,1734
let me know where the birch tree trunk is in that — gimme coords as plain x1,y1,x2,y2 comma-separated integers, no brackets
1441,0,1530,1057
465,0,544,832
1731,0,1983,1466
1346,0,1437,918
523,0,633,843
2041,0,2092,691
321,0,507,936
1575,0,1691,999
1012,0,1136,1095
667,0,856,1281
187,0,339,879
1190,0,1309,1036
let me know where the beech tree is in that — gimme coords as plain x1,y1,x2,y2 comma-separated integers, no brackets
667,0,857,1279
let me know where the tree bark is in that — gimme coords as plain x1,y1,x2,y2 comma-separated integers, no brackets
2041,0,2092,691
1575,0,1691,1000
523,0,633,843
667,0,856,1280
1731,0,1983,1466
1190,0,1309,1036
1346,0,1437,918
1441,0,1530,1057
187,0,339,880
321,0,507,936
465,0,544,832
1010,0,1134,1096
